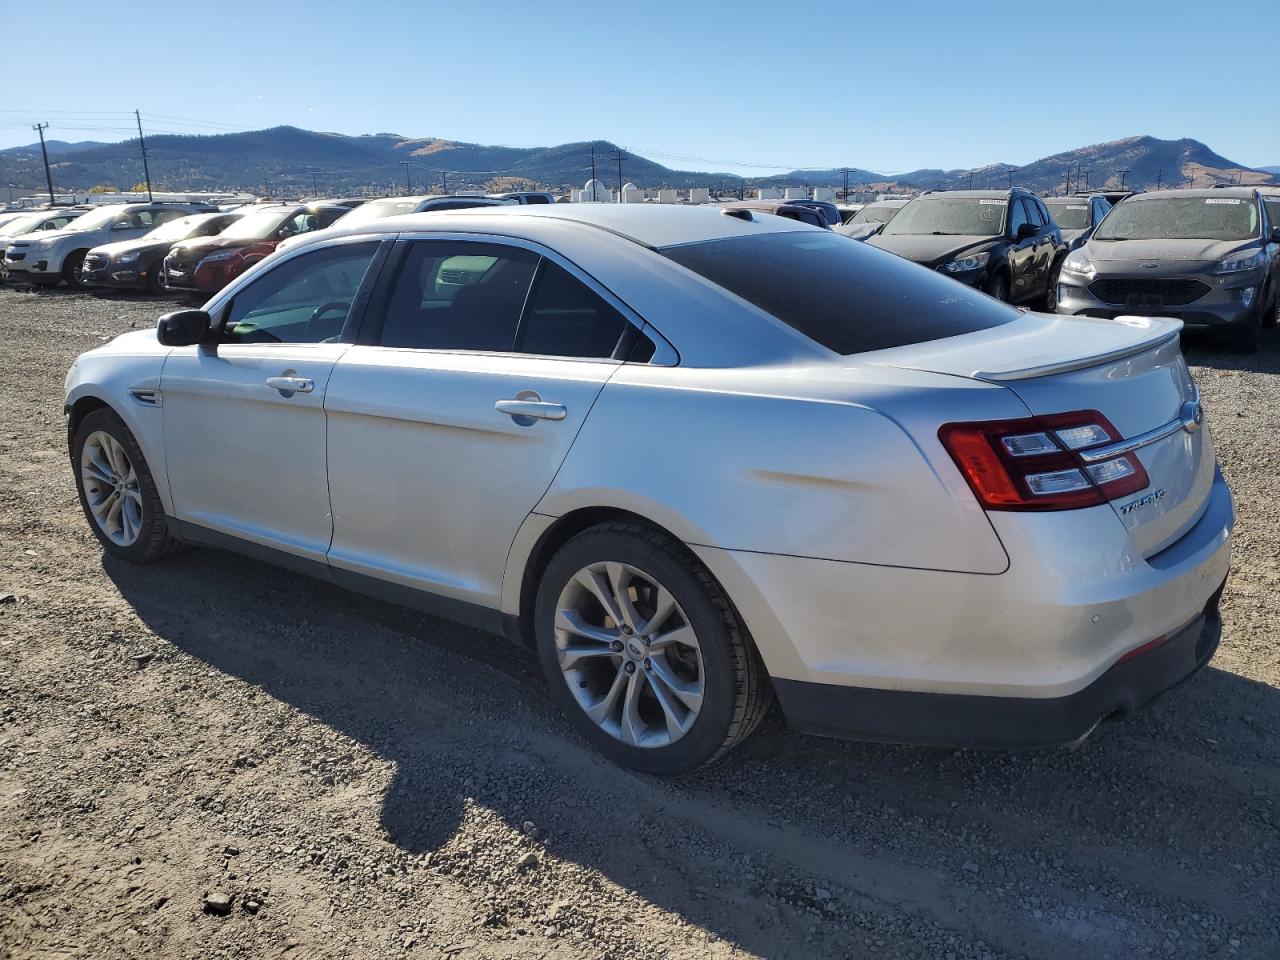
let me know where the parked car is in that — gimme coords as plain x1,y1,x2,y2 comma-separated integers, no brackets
835,203,865,224
868,189,1067,306
317,195,514,231
720,200,830,228
1057,187,1280,352
64,204,1231,774
782,199,842,226
1043,194,1112,250
0,208,86,282
4,203,209,288
834,199,908,240
489,191,558,205
163,202,351,297
81,211,245,293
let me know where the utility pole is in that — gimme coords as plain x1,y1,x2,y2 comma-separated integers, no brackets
589,144,597,201
1084,169,1091,190
1007,170,1013,189
441,170,448,193
968,171,974,189
134,110,153,201
1118,168,1129,190
400,161,412,193
310,170,319,196
842,167,850,202
33,122,55,204
1156,170,1163,190
616,147,623,201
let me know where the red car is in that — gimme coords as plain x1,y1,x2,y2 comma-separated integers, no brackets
163,202,351,295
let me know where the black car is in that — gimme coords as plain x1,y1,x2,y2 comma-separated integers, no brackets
1043,194,1112,251
80,211,244,293
867,188,1067,307
782,199,842,226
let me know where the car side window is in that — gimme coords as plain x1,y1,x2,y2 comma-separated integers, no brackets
376,241,539,352
222,242,379,345
1023,199,1044,228
1008,200,1030,236
517,261,631,359
151,209,186,227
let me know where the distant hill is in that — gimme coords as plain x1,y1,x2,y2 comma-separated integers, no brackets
1260,165,1280,175
0,127,1273,196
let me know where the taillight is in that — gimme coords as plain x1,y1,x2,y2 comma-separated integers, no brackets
939,411,1149,511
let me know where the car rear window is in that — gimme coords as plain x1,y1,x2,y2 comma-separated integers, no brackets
660,231,1017,355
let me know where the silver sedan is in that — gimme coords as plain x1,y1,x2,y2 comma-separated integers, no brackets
64,205,1232,773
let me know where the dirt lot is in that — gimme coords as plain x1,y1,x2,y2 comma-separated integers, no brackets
1,287,1278,960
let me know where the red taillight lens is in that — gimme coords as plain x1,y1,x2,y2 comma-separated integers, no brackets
939,411,1150,511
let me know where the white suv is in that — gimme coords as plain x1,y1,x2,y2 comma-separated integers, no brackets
4,202,206,288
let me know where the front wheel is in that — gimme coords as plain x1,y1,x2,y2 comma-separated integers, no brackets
72,408,184,563
1042,258,1065,312
62,250,89,289
534,522,771,775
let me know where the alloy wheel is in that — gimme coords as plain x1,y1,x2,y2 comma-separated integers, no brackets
554,561,705,748
80,430,143,547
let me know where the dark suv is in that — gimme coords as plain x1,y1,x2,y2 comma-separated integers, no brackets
1043,194,1112,250
867,188,1066,306
1057,187,1280,352
164,202,350,296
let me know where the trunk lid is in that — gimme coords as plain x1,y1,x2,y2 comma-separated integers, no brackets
865,312,1213,556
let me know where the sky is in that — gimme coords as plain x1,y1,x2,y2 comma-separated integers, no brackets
3,0,1278,175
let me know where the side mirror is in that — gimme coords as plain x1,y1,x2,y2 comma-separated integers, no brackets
277,226,295,239
157,309,212,346
1015,222,1038,241
1271,226,1280,243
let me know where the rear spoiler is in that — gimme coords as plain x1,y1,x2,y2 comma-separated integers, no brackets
973,322,1182,382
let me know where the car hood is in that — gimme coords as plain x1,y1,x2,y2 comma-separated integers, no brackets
9,226,89,246
168,235,260,259
866,234,994,265
89,237,169,259
1085,237,1255,262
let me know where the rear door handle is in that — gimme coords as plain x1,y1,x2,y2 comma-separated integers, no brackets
495,398,567,422
266,376,314,395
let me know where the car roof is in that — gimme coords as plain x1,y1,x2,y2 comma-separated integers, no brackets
293,202,811,250
920,189,1014,200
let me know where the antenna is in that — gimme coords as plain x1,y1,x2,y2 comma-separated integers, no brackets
135,110,153,201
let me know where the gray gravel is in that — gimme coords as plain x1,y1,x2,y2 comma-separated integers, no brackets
1,286,1278,960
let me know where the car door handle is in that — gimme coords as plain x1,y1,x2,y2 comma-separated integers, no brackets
265,376,314,395
495,399,567,422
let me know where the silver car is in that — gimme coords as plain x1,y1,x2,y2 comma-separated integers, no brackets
64,205,1232,774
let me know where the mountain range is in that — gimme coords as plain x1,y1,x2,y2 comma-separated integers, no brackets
0,127,1273,197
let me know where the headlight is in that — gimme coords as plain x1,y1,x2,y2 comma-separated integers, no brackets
1062,251,1095,280
31,238,56,251
116,251,140,264
1212,249,1265,275
200,250,239,263
943,251,990,273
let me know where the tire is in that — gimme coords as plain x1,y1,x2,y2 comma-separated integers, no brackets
985,271,1010,303
62,250,88,289
1043,257,1065,313
534,522,771,775
71,407,184,563
146,262,167,295
1264,281,1278,329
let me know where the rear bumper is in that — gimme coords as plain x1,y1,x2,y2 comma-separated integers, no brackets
773,583,1223,747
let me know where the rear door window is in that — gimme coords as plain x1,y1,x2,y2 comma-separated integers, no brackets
517,262,631,359
661,231,1017,355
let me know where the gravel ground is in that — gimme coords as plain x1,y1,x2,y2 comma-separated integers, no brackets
1,286,1278,960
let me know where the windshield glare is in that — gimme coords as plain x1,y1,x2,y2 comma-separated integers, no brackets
0,213,47,235
850,204,899,224
65,206,127,232
216,207,292,241
337,198,424,228
1094,197,1259,241
883,198,1005,237
1045,202,1091,230
145,215,208,242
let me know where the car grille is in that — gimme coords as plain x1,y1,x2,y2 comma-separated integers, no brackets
83,253,109,271
1088,277,1210,306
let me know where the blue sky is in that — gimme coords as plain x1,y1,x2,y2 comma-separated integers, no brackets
3,0,1277,173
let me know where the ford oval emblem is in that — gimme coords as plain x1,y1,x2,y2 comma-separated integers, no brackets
1180,400,1204,433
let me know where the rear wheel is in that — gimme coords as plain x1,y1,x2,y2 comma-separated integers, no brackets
985,271,1010,303
62,250,88,289
72,408,184,563
534,522,770,775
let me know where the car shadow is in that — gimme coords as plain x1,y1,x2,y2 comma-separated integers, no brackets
1182,324,1280,373
103,547,1280,958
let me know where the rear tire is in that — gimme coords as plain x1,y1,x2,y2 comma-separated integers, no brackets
71,408,184,563
985,271,1010,303
534,522,771,775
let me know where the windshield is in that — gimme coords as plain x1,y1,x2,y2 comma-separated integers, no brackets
336,198,425,228
849,203,900,224
144,215,210,242
882,198,1005,237
215,207,292,241
0,213,48,235
660,231,1016,355
64,206,129,232
1094,197,1259,241
1045,202,1091,230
